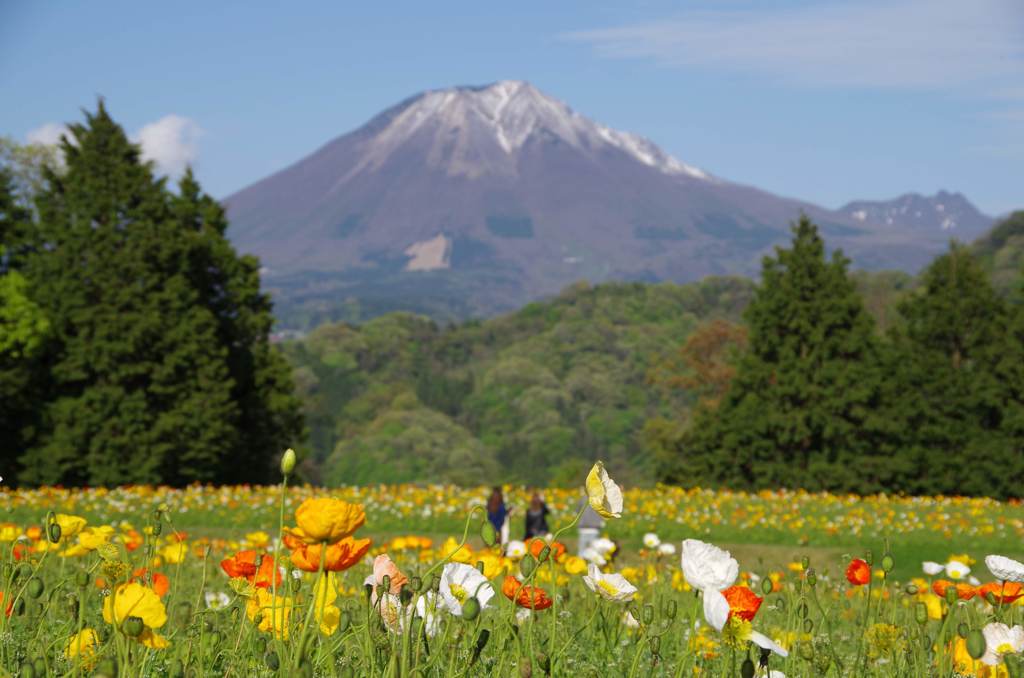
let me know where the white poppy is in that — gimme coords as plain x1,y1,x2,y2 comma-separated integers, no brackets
505,540,527,560
377,592,412,634
643,533,661,549
592,537,617,556
414,591,442,638
438,562,494,617
681,539,739,592
582,563,638,603
922,561,944,576
981,622,1024,666
657,542,677,556
515,607,532,625
585,461,623,519
621,610,640,628
986,555,1024,583
204,591,230,609
580,547,607,566
945,560,971,580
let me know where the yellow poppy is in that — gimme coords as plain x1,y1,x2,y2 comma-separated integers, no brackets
285,498,366,545
102,582,169,649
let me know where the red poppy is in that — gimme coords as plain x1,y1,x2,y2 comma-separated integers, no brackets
220,549,281,588
846,559,871,586
525,538,567,563
977,581,1024,605
723,585,763,621
502,575,553,610
933,579,977,601
131,568,170,597
291,536,372,572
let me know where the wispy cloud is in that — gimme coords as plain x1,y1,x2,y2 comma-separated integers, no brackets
26,115,202,178
564,0,1023,90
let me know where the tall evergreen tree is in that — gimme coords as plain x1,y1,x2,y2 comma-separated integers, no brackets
14,102,302,485
679,216,890,491
885,244,1012,497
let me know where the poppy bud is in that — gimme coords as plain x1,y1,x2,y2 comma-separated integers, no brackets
761,577,773,595
863,550,874,566
253,612,264,626
65,593,79,617
881,553,895,573
290,576,302,593
520,555,536,577
47,523,61,544
152,522,162,536
800,556,810,570
26,578,44,599
797,641,814,660
662,599,677,620
537,546,551,564
806,568,817,588
364,583,373,600
642,604,654,625
476,561,485,575
945,587,958,605
966,629,987,659
255,637,267,654
75,571,89,588
381,575,391,593
914,602,928,625
797,601,808,619
775,598,786,612
905,583,918,595
480,521,497,547
475,628,491,652
16,563,32,580
400,586,413,605
741,658,755,678
410,576,423,593
264,652,280,670
649,636,661,657
123,616,145,637
803,618,814,633
462,597,481,621
280,448,296,476
339,610,352,634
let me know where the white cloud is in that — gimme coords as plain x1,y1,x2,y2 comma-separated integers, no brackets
24,115,202,178
564,0,1024,90
134,114,201,177
26,122,69,146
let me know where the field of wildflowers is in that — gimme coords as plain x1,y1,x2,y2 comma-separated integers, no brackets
1,459,1024,676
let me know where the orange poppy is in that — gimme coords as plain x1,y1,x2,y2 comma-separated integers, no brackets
0,591,12,617
131,568,170,597
26,526,42,542
932,579,976,601
977,581,1024,605
526,538,567,563
846,559,870,586
221,550,281,589
723,585,763,622
291,536,372,572
502,575,553,610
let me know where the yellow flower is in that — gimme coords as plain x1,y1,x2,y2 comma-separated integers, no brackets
55,514,87,542
0,523,20,542
102,582,169,649
159,541,187,564
246,588,293,639
64,628,99,665
314,572,341,636
245,531,270,548
286,498,366,544
564,556,588,575
63,526,116,557
585,461,623,519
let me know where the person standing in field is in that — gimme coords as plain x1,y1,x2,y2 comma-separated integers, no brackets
486,487,508,545
523,490,550,539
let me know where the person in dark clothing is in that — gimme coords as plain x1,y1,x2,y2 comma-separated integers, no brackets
486,487,507,542
523,491,550,539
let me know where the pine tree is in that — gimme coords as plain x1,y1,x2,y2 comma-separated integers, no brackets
885,244,1012,497
14,102,301,485
682,216,890,491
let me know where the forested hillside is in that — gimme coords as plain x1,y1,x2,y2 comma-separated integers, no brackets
283,277,754,486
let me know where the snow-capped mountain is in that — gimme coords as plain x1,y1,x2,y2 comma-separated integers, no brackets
224,81,989,326
839,191,992,235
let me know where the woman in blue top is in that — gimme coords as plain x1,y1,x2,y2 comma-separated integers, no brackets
486,487,507,542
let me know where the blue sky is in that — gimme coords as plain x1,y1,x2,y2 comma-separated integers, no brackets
2,0,1021,215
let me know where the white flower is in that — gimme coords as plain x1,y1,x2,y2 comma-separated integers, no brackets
580,547,607,566
414,591,442,638
585,461,623,519
621,610,640,628
204,591,230,609
438,562,494,617
592,537,616,556
681,539,739,592
515,607,532,625
643,533,661,549
981,622,1024,666
377,592,412,634
657,542,676,556
703,587,788,657
945,560,971,580
505,540,527,560
986,555,1024,583
582,563,638,603
922,561,944,576
969,576,981,586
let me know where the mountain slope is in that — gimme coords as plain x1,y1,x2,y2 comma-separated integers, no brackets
839,191,992,235
225,81,989,328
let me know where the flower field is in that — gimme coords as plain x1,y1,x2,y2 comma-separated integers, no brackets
2,465,1024,677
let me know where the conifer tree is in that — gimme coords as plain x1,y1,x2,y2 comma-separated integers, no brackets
885,244,1012,497
682,216,889,491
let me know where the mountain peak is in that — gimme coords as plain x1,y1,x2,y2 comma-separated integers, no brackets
839,191,991,233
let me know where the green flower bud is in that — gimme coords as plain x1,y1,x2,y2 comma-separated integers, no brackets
75,571,89,588
863,550,874,566
47,522,61,544
741,658,755,678
290,576,302,593
151,522,162,536
26,578,44,599
265,651,280,671
123,616,145,637
381,575,391,592
803,618,814,633
537,546,551,564
800,556,810,570
881,553,895,573
966,629,987,659
775,598,786,613
649,636,661,657
957,622,970,638
339,610,352,634
915,602,928,625
662,599,677,620
476,560,485,575
905,583,918,595
642,603,654,625
520,555,536,578
797,640,814,661
65,593,79,617
475,628,491,651
462,597,481,621
806,568,817,588
945,586,958,605
761,577,773,595
255,636,267,654
280,448,297,476
797,601,808,619
409,576,423,593
480,521,497,547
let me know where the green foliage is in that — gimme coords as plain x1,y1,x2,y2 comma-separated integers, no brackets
284,277,754,486
679,216,891,492
4,104,302,486
973,210,1024,297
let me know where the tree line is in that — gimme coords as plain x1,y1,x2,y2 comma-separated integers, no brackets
0,103,303,486
656,214,1024,499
